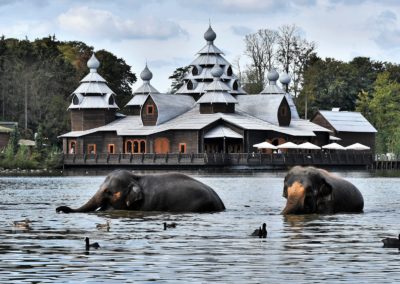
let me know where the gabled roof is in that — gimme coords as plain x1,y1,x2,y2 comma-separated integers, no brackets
204,125,243,139
149,93,195,125
236,95,286,125
125,94,148,107
316,110,377,133
197,91,238,104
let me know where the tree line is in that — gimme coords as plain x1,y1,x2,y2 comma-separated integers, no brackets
0,35,136,146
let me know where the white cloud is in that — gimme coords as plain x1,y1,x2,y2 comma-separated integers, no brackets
230,25,253,36
371,10,400,49
58,6,187,40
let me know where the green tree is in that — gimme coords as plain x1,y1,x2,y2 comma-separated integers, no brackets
367,72,400,154
169,66,190,93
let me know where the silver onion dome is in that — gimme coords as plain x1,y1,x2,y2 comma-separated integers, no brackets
211,65,224,78
140,64,153,81
87,54,100,70
279,72,291,85
204,25,217,42
267,68,279,83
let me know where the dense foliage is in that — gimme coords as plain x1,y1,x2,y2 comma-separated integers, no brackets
0,36,136,146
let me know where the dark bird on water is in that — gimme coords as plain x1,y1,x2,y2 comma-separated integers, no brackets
382,234,400,248
163,222,177,230
251,223,267,238
85,237,100,250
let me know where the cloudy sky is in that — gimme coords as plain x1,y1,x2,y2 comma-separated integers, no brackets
1,0,399,92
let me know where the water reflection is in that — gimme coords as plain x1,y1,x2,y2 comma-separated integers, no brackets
0,172,400,282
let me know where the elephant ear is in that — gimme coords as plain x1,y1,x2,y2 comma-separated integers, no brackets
125,180,143,208
317,169,334,197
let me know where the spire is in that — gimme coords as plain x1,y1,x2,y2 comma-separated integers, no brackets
87,53,100,73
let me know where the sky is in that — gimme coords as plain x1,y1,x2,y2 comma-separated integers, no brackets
1,0,400,92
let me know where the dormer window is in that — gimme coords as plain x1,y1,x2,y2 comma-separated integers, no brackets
227,66,233,76
72,95,79,105
232,80,238,91
108,95,115,105
147,105,154,115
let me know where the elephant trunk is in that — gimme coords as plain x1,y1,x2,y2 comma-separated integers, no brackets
56,194,102,213
281,182,306,215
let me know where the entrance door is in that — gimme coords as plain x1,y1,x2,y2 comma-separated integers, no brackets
154,137,170,154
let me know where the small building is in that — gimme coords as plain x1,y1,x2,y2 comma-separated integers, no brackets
59,25,333,157
0,122,17,150
310,110,377,153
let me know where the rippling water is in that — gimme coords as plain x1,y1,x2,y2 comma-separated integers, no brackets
1,170,400,283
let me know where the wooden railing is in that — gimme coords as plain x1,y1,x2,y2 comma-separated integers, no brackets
62,152,374,168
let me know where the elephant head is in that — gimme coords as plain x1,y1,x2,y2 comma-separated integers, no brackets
56,171,143,213
281,166,334,215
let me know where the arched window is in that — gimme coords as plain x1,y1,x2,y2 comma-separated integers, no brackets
133,141,139,153
140,140,146,153
126,141,133,153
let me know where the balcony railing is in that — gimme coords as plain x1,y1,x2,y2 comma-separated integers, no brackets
62,152,374,168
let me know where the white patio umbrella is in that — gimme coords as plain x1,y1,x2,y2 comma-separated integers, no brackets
298,142,321,150
277,142,300,149
329,135,342,141
253,141,278,149
345,143,370,150
322,142,346,150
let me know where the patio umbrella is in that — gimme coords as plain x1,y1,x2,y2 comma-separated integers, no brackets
277,142,300,149
298,142,321,150
322,142,346,150
345,143,370,150
253,141,278,149
329,135,342,141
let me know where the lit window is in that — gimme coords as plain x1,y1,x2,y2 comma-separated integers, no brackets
69,141,76,154
108,144,115,154
179,143,187,153
87,144,96,154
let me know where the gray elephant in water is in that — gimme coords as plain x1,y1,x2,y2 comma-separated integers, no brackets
56,170,225,213
282,166,364,214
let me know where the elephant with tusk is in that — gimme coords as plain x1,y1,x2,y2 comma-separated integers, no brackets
281,166,364,215
56,170,225,213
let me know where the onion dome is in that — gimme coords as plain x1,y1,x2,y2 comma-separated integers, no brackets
87,53,100,72
279,72,291,85
140,64,153,82
204,25,216,43
267,68,279,84
211,65,224,78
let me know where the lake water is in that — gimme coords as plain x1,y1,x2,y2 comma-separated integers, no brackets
1,170,400,283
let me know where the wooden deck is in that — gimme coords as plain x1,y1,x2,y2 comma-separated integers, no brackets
62,152,374,170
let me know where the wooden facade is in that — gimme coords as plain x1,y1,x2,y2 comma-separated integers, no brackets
0,132,10,149
70,109,116,131
311,111,376,153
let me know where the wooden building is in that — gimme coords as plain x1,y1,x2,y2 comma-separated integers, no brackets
310,110,377,153
59,25,358,157
0,122,17,150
